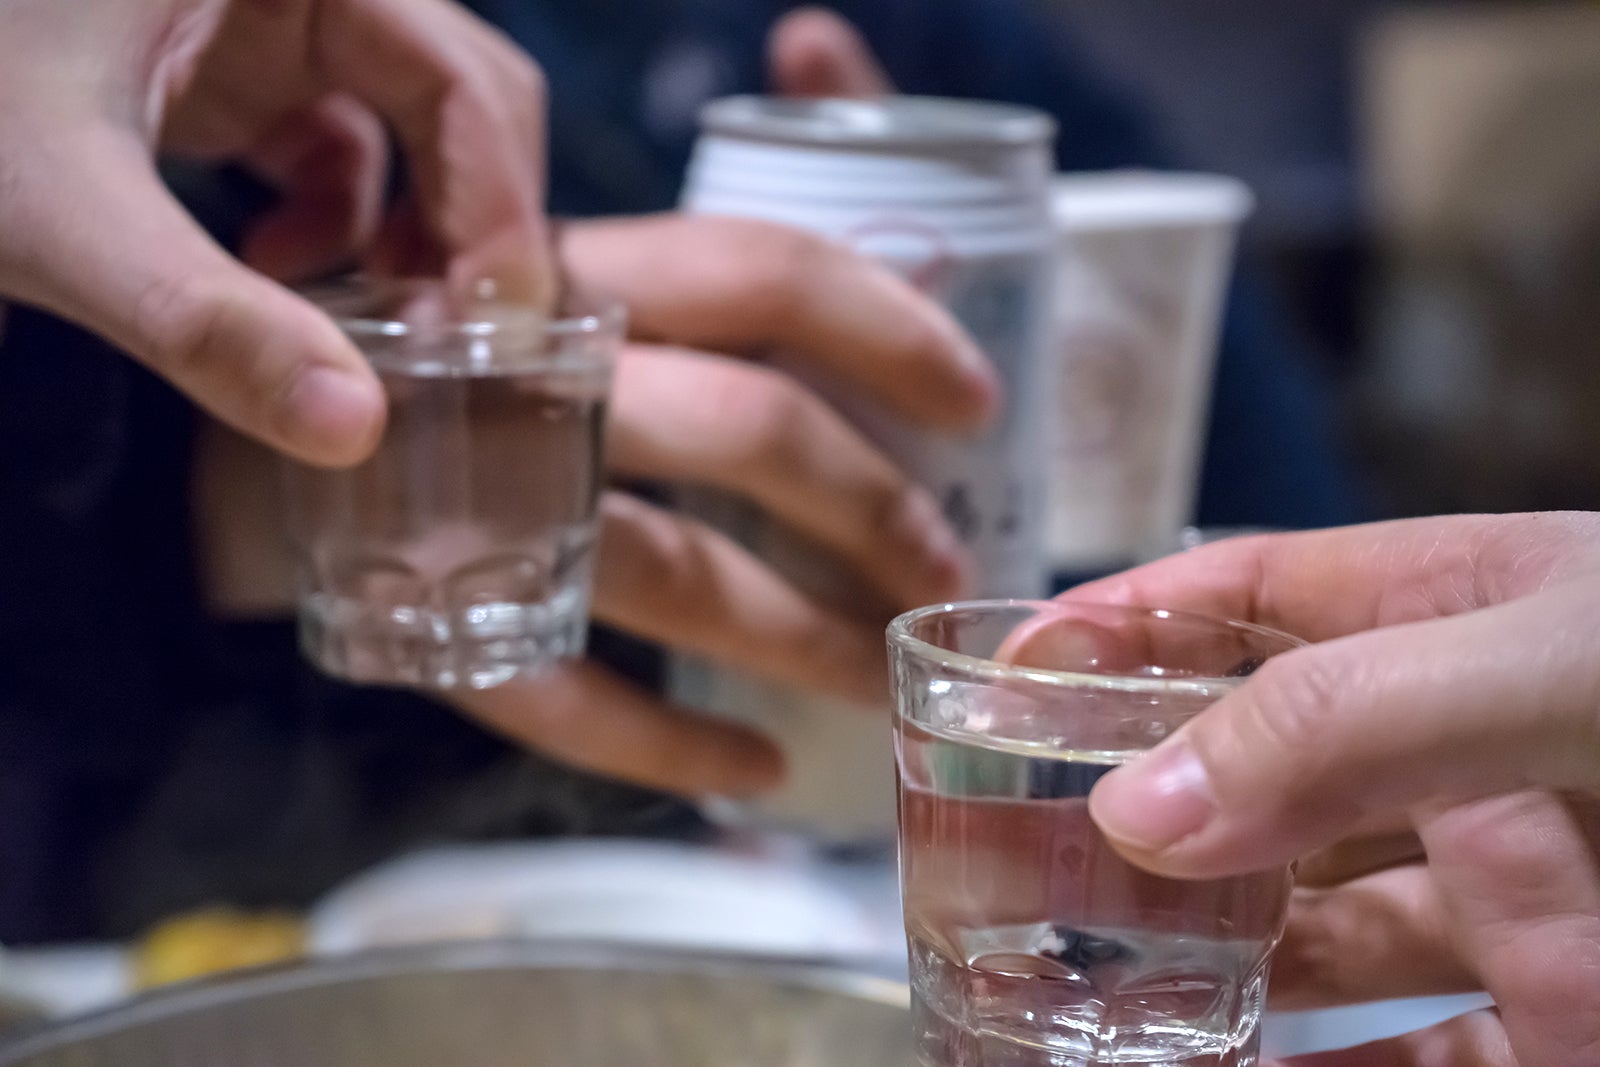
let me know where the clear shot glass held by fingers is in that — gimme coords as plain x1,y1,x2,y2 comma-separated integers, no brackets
281,278,622,690
888,601,1304,1067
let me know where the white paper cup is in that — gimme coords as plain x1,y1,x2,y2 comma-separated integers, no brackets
1047,171,1253,575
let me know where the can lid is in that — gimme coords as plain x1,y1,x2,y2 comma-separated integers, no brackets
1052,171,1255,230
699,95,1055,149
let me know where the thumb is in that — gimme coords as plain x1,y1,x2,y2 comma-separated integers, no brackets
1087,585,1600,878
767,7,893,98
3,131,384,466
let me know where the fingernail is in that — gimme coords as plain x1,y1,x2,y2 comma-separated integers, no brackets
995,616,1104,672
1090,741,1216,853
280,366,385,466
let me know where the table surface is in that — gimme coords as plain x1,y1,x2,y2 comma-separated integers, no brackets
0,836,1494,1056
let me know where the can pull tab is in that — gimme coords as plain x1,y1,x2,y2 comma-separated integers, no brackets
844,215,954,294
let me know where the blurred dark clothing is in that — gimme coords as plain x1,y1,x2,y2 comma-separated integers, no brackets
0,0,1358,942
484,0,1359,527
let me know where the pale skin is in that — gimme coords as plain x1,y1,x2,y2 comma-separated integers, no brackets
1,1,988,796
1064,513,1600,1067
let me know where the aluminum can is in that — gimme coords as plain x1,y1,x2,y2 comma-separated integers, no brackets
674,96,1057,839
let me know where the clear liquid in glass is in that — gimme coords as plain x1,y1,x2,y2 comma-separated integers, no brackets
898,719,1290,1067
285,359,607,688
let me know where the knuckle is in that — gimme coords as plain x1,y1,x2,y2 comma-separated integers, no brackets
396,57,501,143
716,366,817,474
446,65,507,124
382,57,458,132
1483,511,1600,598
472,20,547,102
134,275,232,381
1230,652,1344,766
1274,891,1372,1005
596,495,700,615
501,49,546,103
1431,792,1572,884
723,220,830,324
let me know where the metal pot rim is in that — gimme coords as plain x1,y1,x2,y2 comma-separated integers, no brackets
0,939,910,1063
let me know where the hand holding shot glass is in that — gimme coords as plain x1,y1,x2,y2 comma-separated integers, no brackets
889,600,1303,1067
280,279,622,690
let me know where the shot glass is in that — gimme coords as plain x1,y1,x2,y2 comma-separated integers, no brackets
889,600,1304,1067
282,279,622,689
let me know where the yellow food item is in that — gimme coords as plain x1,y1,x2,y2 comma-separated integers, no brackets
133,907,306,989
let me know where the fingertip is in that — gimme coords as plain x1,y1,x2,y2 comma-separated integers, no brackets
769,19,842,97
1087,741,1218,861
929,323,1003,430
874,303,1002,430
277,363,387,468
954,357,1004,429
910,364,1000,434
994,613,1109,671
768,6,889,98
884,485,972,608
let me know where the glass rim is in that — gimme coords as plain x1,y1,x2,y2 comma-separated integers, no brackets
302,275,627,344
887,598,1306,698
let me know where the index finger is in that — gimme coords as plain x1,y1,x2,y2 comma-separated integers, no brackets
316,0,555,305
560,214,999,430
1063,512,1600,643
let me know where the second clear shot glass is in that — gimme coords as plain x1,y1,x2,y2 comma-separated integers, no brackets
282,279,622,689
889,599,1304,1067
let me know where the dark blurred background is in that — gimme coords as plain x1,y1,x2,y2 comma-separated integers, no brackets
1042,0,1600,517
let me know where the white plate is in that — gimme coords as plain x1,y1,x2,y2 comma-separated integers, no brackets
308,840,889,961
